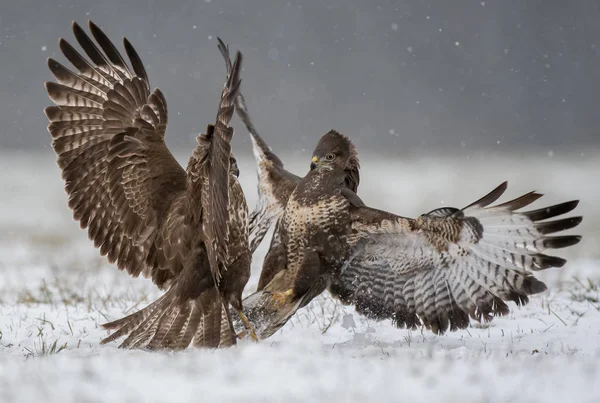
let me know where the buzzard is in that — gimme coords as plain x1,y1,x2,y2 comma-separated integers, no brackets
224,83,583,338
43,21,257,349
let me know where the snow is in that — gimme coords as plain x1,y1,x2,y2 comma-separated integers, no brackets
1,150,599,403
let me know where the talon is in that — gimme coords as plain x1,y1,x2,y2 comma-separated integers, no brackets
247,328,259,342
271,289,294,307
236,309,259,342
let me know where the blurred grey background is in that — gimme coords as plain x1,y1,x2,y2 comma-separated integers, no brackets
1,0,599,154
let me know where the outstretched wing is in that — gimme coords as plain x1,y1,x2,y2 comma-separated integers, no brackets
96,34,245,350
217,38,300,254
44,21,188,288
330,182,582,334
185,49,243,284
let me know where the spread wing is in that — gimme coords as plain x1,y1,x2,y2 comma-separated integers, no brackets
44,21,190,289
185,48,243,283
330,182,583,334
217,38,300,254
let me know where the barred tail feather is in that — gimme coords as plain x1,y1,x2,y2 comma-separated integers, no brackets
101,287,232,350
218,302,237,347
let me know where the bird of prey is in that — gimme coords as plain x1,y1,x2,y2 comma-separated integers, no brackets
43,21,257,349
225,86,583,338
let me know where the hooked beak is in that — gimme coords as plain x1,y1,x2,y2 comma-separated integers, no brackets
310,156,319,170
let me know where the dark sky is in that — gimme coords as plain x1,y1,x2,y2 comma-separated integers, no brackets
1,0,599,153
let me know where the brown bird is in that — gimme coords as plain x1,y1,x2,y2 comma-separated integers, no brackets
43,21,256,349
220,67,583,338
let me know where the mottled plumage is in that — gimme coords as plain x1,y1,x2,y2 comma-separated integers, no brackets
333,184,581,334
231,123,582,339
44,21,254,349
250,131,361,331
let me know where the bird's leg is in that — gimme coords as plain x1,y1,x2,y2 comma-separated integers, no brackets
271,289,294,307
235,309,259,342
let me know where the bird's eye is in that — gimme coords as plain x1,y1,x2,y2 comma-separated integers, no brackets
325,153,335,161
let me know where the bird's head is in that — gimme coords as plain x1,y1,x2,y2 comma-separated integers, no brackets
310,130,357,171
310,130,360,191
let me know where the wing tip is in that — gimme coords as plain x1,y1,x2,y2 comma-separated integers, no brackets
544,235,582,250
524,276,548,294
43,105,57,120
88,19,100,32
463,181,509,210
536,216,583,235
524,199,581,221
535,254,567,270
72,20,83,33
564,199,580,211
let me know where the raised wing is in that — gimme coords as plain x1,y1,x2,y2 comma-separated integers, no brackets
330,182,583,334
44,21,189,288
217,38,300,254
185,49,243,284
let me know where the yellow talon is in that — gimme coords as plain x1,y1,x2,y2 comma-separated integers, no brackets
236,310,259,342
271,289,294,307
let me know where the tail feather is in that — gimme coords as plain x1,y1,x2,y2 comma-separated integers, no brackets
119,302,169,349
100,291,171,344
192,290,223,348
100,287,233,350
176,303,202,349
158,303,193,350
145,304,185,350
218,302,237,347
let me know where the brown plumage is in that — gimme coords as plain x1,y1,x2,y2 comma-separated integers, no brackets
228,112,582,338
250,130,363,334
44,21,255,349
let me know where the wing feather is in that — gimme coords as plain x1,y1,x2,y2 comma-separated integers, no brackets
184,50,242,283
330,182,582,334
44,20,187,288
217,37,300,254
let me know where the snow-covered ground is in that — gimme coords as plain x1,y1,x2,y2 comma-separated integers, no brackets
1,149,599,403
